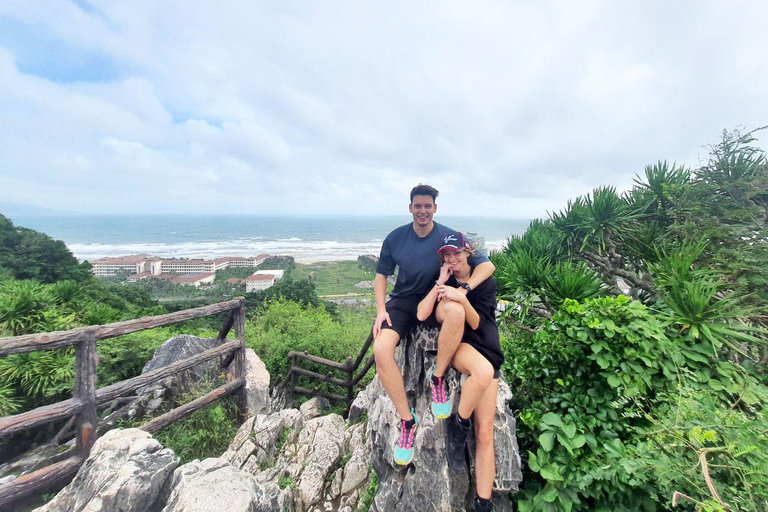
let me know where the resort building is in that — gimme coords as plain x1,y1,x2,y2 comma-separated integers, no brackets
171,272,215,288
244,270,284,293
89,254,152,278
90,254,272,279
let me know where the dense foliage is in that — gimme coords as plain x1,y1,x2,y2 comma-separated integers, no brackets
497,128,768,511
0,214,92,283
246,298,372,401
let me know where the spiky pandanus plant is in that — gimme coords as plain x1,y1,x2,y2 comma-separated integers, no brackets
651,238,767,359
631,160,691,225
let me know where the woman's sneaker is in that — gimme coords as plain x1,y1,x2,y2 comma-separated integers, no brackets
394,411,419,465
445,413,471,470
429,365,451,419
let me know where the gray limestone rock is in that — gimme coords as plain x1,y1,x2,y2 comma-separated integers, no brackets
225,408,304,470
159,457,284,512
295,414,346,507
245,348,271,416
365,324,522,511
34,428,178,512
141,334,221,397
299,396,330,420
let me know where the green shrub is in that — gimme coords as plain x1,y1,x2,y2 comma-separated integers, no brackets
246,299,371,390
506,295,768,512
153,395,240,465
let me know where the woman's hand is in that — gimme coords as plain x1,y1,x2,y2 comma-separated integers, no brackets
436,284,466,304
436,262,452,286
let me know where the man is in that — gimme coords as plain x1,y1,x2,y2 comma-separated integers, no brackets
372,184,495,465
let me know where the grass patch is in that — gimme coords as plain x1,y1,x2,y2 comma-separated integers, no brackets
357,467,379,512
292,261,375,296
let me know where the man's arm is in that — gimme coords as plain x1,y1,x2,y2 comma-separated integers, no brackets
372,273,392,338
463,260,495,292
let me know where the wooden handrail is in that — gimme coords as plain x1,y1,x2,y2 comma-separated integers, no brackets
0,299,243,356
0,298,248,509
282,332,375,417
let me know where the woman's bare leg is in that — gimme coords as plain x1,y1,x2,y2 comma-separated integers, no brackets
450,344,495,419
472,377,499,500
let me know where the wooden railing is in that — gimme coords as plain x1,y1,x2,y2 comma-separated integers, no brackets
280,332,375,417
0,298,248,509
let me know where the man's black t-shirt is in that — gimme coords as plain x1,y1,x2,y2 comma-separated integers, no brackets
376,222,489,299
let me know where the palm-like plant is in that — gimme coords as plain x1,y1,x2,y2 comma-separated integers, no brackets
631,160,691,222
0,349,76,399
549,198,589,255
579,186,635,255
651,238,767,357
49,280,84,310
493,248,552,302
544,261,606,308
619,221,666,265
0,280,53,336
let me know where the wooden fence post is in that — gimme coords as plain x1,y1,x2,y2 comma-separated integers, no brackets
288,354,297,407
344,356,354,419
74,332,98,457
234,301,247,423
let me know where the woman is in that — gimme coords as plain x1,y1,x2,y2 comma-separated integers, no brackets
417,231,504,512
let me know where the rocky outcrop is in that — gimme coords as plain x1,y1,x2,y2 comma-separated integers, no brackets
141,334,222,397
222,397,374,512
245,348,271,416
352,324,522,511
157,457,285,512
33,327,519,512
35,429,178,512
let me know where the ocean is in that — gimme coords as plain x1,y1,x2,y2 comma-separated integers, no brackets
10,215,531,263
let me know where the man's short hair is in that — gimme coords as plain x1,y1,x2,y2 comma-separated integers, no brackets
410,184,439,204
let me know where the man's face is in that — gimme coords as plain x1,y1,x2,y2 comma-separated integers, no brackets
409,195,436,227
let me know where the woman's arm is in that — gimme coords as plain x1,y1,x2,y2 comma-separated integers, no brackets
417,263,453,321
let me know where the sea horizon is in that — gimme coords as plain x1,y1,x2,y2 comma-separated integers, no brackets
10,214,532,264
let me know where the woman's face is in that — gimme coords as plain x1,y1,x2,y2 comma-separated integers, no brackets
442,250,469,273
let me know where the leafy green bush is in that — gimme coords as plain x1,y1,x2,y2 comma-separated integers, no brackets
246,298,371,391
152,395,240,465
505,295,768,512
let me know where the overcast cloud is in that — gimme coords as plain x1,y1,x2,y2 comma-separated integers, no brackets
0,0,766,218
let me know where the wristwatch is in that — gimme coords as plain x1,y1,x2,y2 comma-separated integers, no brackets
460,282,472,292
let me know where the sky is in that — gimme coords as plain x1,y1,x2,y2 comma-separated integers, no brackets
0,1,767,219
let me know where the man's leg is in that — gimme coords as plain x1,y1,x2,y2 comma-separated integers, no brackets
433,300,465,378
373,329,413,421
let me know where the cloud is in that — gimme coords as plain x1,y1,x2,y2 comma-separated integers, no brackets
0,0,767,218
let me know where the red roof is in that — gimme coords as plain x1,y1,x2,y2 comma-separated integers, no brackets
225,278,246,284
89,254,151,264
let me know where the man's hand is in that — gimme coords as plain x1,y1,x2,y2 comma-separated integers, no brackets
372,310,392,338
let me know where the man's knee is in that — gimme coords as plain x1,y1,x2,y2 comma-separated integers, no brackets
373,332,399,366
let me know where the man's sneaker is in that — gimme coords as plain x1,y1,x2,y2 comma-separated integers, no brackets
474,497,493,512
446,413,471,470
429,365,451,419
394,411,419,465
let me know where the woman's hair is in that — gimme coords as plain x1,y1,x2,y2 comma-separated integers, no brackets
440,242,477,262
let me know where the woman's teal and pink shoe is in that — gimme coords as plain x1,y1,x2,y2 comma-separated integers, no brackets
429,366,451,419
